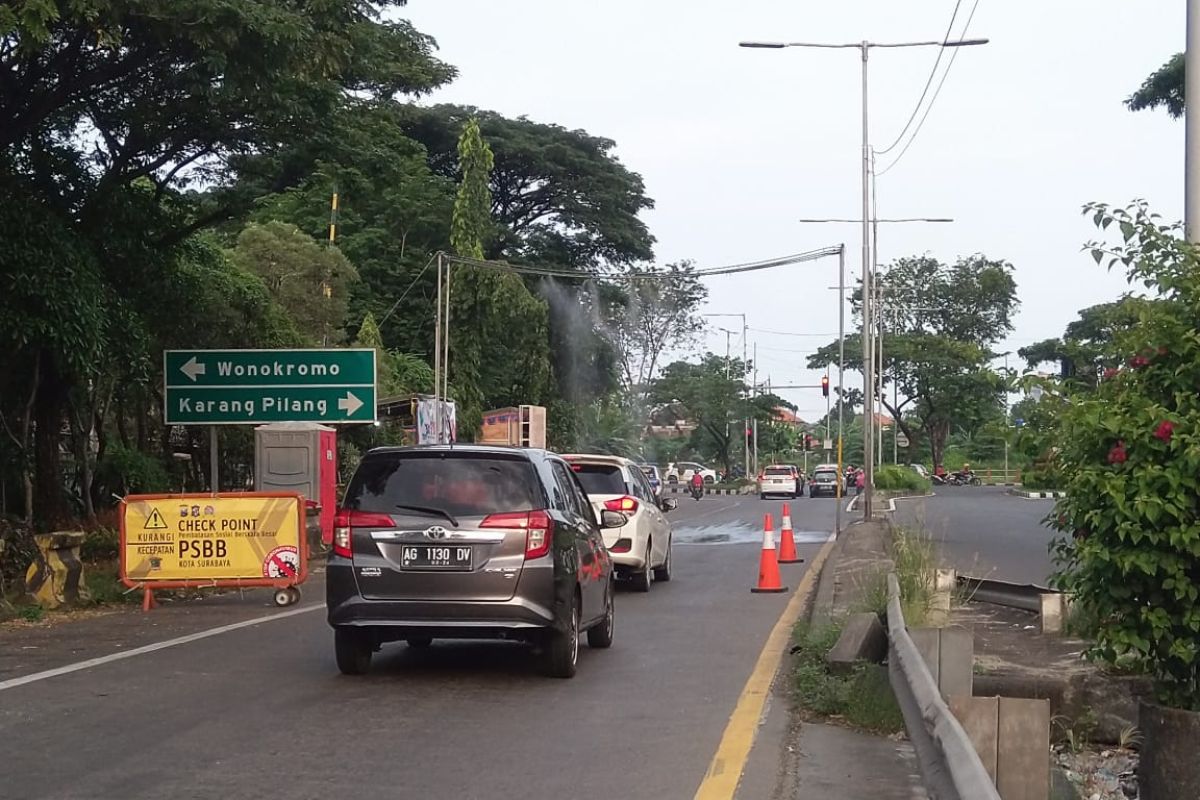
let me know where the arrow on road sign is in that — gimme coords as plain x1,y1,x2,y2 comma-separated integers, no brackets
338,392,364,416
180,356,206,382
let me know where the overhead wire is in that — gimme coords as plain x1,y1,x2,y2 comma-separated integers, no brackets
874,0,964,155
877,0,983,177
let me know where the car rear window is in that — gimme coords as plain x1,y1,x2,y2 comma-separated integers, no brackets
343,453,542,517
814,470,838,481
571,463,627,496
765,467,792,476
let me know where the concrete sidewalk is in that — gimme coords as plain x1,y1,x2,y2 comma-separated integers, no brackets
733,519,930,799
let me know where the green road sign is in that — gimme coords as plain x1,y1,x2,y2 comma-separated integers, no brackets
164,349,376,425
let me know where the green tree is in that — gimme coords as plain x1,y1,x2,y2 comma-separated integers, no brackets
809,254,1018,468
1,0,452,524
1127,53,1184,118
445,119,552,438
1051,201,1200,710
1019,298,1143,387
601,261,708,395
651,354,791,474
230,222,358,345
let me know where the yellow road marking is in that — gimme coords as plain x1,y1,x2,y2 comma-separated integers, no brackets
692,536,839,800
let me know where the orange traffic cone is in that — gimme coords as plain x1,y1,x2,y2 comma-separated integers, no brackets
751,513,788,594
778,503,803,564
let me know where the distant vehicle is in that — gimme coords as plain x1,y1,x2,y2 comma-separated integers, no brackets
665,461,718,484
759,464,800,499
809,466,841,498
564,454,677,592
909,463,929,478
328,445,623,678
640,464,663,496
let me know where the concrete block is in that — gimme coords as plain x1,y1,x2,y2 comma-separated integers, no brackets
909,625,974,700
1039,593,1065,634
24,531,89,609
934,567,957,593
949,695,999,781
928,589,952,627
825,612,887,674
997,696,1051,800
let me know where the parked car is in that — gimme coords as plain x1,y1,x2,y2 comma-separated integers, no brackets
909,463,929,479
565,454,676,592
640,464,663,496
665,461,718,484
758,464,800,499
809,465,841,498
328,445,625,678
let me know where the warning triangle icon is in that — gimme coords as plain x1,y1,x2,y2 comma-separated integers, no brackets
144,508,169,530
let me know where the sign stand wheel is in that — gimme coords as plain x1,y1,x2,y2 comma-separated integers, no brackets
274,587,301,607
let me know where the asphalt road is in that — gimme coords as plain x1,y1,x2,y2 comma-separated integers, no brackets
0,492,841,800
891,486,1061,585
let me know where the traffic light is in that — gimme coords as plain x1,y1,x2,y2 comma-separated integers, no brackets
821,375,830,397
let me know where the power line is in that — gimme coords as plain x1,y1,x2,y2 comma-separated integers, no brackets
877,0,983,177
875,0,964,155
749,327,838,337
440,246,843,280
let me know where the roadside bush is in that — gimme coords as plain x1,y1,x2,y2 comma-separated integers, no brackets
1050,202,1200,711
873,465,929,493
1022,466,1064,491
95,443,170,497
80,528,119,562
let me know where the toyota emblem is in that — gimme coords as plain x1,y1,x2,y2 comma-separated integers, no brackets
424,525,448,540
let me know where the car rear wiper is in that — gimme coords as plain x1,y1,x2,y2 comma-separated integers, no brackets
393,504,459,528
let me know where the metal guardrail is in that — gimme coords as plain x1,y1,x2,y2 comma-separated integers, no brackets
887,573,1000,800
956,575,1058,613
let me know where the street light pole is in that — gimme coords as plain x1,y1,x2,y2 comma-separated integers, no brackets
741,35,987,520
1188,0,1200,240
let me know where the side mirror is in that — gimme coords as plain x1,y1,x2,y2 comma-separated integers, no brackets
660,498,678,513
599,509,628,529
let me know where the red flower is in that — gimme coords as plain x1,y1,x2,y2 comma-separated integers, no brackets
1154,420,1175,442
1130,355,1150,369
1073,528,1090,541
1107,441,1128,464
1103,367,1119,380
1157,345,1169,356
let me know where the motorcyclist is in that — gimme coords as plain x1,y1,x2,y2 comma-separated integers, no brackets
955,463,974,481
689,470,704,500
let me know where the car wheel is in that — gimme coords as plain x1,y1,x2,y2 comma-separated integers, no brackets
653,537,672,582
406,636,433,648
633,542,653,592
544,596,580,678
334,628,372,675
587,584,614,649
759,493,766,500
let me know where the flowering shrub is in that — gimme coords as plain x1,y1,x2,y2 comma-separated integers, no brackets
1050,202,1200,710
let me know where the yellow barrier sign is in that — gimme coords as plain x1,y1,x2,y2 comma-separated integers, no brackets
120,492,305,586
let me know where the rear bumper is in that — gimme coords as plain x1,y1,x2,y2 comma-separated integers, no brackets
325,559,559,637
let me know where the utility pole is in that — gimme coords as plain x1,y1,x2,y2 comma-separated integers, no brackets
836,245,845,538
1189,0,1200,240
740,34,988,522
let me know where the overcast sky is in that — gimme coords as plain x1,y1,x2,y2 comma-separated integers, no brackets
401,1,1182,421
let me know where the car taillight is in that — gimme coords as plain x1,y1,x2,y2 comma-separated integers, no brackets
609,538,633,553
603,496,639,513
332,509,394,558
481,510,554,560
757,473,765,481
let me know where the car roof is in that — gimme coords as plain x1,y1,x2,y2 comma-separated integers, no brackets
364,444,551,461
560,453,632,467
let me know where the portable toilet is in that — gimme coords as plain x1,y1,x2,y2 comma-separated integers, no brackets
254,422,337,545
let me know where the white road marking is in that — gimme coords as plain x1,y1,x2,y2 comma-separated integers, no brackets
0,603,322,693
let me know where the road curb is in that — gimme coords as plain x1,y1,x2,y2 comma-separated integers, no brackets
1008,489,1066,499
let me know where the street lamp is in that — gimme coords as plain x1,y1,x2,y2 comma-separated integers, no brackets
741,35,987,520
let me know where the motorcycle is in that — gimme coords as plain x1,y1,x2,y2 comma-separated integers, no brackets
689,483,704,501
945,472,982,487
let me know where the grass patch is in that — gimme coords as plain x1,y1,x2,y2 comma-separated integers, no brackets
790,621,904,734
85,561,136,606
891,528,936,626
